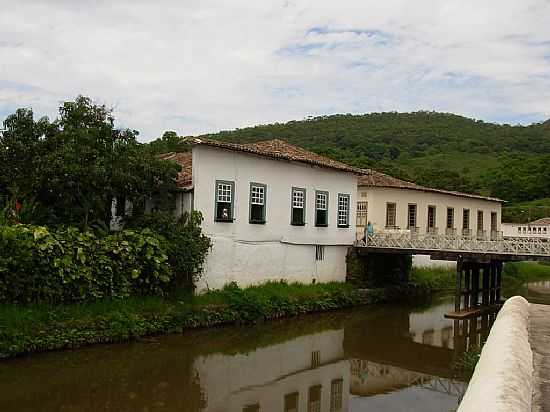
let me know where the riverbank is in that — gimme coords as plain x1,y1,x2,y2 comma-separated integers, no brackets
0,281,428,359
411,261,550,292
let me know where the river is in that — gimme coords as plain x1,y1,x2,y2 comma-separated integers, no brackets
1,280,549,412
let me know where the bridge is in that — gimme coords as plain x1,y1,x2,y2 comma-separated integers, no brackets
356,232,550,262
355,232,550,319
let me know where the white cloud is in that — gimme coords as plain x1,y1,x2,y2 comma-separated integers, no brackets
0,0,549,140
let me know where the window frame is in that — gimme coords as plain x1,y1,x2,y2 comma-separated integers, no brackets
407,203,417,229
477,210,484,231
386,202,397,228
356,201,368,227
214,180,235,222
427,205,436,230
446,207,455,229
463,209,470,230
337,193,350,228
315,190,329,227
249,182,267,224
291,187,306,226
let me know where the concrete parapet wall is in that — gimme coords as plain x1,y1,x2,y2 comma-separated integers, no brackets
458,296,533,412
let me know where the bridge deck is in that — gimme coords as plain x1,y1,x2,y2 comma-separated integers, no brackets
356,233,550,262
529,303,550,412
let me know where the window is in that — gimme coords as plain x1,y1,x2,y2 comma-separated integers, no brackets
291,187,306,225
311,350,321,368
491,212,497,232
356,201,368,227
477,210,484,231
463,209,470,230
308,385,322,412
330,379,343,412
337,194,350,227
386,202,397,228
518,227,521,233
408,204,417,229
284,393,299,412
427,206,436,231
446,208,454,229
315,191,329,226
249,183,266,224
215,180,234,222
544,228,547,233
315,245,325,261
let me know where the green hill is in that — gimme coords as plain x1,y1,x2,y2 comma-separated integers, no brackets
192,112,550,215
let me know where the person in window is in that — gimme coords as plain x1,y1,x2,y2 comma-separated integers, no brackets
222,207,229,220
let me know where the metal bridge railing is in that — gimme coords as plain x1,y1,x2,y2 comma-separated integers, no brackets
356,231,550,257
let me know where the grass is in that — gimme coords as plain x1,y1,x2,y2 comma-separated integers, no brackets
410,267,456,290
410,261,550,293
0,281,373,359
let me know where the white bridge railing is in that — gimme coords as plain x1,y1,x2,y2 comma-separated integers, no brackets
356,232,550,257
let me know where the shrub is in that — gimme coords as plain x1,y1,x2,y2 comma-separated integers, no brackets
127,211,212,288
0,225,172,304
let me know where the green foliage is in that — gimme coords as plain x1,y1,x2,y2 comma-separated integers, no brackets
0,224,173,304
502,198,550,223
0,96,181,229
197,112,550,204
127,211,212,287
0,281,365,358
410,267,456,290
452,343,483,378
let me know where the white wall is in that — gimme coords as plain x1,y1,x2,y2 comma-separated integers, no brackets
194,329,349,412
357,187,501,236
192,145,357,291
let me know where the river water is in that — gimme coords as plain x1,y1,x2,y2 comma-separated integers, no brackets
1,280,549,412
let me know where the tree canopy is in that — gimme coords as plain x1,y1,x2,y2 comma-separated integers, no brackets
0,96,180,228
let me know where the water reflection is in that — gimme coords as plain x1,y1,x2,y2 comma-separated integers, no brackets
0,297,488,412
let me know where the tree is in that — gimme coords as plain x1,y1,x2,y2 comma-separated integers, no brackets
0,96,181,229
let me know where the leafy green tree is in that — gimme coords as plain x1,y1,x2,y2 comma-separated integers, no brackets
0,96,181,228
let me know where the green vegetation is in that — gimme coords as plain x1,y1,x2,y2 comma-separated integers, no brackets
452,343,483,378
188,112,550,216
502,198,550,223
0,281,372,358
0,96,180,229
410,267,456,291
0,212,210,304
410,262,550,295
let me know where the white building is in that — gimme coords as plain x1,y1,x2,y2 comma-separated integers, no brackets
502,218,550,240
355,170,504,241
162,138,359,292
194,329,349,412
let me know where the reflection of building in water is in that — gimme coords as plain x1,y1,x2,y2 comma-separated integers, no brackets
349,359,466,399
194,329,350,412
409,301,456,349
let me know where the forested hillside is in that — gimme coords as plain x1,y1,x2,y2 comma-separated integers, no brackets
189,112,550,218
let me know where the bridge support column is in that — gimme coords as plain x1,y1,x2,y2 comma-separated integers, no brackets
448,259,505,319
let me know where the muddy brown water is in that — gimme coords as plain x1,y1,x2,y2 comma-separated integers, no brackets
1,281,549,412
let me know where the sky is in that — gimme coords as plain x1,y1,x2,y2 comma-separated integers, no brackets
1,0,550,141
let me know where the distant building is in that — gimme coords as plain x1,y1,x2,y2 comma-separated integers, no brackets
355,170,504,241
502,218,550,240
161,138,359,292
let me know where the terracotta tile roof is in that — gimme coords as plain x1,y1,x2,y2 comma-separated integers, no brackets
164,137,504,202
157,151,193,189
530,218,550,225
358,169,505,203
181,137,365,175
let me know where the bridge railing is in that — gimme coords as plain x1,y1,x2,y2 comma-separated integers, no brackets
356,231,550,257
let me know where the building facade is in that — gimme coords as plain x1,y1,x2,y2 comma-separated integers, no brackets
356,172,503,241
502,218,550,240
164,138,359,292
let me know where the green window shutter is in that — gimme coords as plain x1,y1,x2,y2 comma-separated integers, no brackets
249,182,267,224
337,193,350,228
291,187,306,226
315,190,329,227
215,180,235,222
